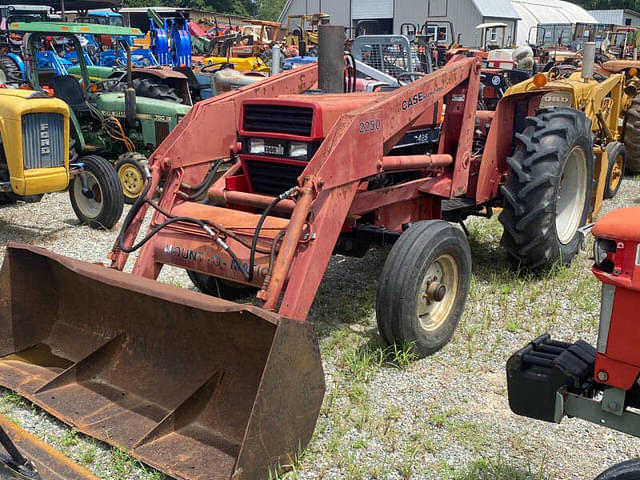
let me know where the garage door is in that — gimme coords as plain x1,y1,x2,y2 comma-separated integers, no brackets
352,0,393,19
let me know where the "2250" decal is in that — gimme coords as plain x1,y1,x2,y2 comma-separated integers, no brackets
360,119,381,134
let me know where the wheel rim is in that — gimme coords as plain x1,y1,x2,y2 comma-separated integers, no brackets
73,172,103,219
417,254,459,332
118,162,144,200
556,145,588,245
609,154,624,192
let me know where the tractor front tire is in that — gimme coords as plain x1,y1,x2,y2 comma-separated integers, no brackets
595,459,640,480
624,94,640,174
115,152,148,204
499,108,594,269
69,155,124,229
604,142,625,199
376,220,471,359
187,270,257,300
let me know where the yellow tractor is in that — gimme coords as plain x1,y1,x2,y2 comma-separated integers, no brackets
285,13,330,54
503,49,635,218
0,89,123,228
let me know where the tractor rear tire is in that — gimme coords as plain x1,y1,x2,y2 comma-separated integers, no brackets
69,155,124,229
0,56,21,84
115,152,148,204
604,142,625,199
133,77,182,104
499,108,594,269
187,270,257,300
595,459,640,480
624,94,640,174
376,220,471,359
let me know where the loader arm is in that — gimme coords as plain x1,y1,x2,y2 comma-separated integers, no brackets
109,63,319,270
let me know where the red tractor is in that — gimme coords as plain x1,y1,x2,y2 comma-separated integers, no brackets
0,49,612,478
507,206,640,479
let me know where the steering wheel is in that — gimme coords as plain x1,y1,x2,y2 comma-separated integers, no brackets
549,64,577,78
201,62,235,73
396,71,427,85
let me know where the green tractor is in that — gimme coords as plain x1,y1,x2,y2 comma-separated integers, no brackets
10,22,191,203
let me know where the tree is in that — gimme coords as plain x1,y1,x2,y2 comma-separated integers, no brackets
124,0,258,17
257,0,287,21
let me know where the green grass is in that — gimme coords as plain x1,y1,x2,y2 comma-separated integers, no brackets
0,176,633,479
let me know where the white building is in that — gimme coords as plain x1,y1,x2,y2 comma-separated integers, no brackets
279,0,598,47
588,8,640,28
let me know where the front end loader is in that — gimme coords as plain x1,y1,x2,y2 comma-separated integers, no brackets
506,206,640,479
0,32,612,479
0,88,123,228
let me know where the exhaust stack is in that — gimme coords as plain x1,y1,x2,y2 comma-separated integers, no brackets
318,24,345,93
582,42,596,82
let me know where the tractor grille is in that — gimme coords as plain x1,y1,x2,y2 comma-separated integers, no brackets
21,113,65,170
243,105,314,137
245,160,305,196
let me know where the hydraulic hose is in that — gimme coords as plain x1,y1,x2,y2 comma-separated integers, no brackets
117,170,253,281
247,187,297,282
179,159,224,200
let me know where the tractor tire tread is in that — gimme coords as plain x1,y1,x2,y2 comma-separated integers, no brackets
70,155,123,229
498,107,594,269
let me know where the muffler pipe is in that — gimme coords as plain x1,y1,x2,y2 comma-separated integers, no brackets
582,42,595,82
318,24,345,94
271,44,281,76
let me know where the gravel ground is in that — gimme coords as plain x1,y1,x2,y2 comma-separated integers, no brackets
0,177,638,479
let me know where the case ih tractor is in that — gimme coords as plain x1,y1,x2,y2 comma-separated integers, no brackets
0,31,622,479
0,88,123,228
507,206,640,479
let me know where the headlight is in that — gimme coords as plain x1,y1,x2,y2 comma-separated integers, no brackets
248,138,265,155
491,75,502,86
539,91,572,108
289,142,308,159
593,237,616,271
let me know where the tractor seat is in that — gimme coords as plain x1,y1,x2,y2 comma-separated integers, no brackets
52,75,90,114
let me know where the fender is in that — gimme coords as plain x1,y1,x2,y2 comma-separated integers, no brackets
5,53,25,79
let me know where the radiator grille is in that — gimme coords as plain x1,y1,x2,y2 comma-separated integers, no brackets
22,113,65,170
245,160,305,196
243,105,313,137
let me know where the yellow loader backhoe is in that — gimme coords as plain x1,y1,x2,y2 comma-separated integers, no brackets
0,89,123,228
503,46,637,218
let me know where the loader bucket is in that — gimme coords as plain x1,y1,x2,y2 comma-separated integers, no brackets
0,243,325,480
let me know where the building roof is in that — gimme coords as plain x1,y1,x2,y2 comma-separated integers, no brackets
512,0,597,45
473,0,520,19
278,0,294,24
0,0,121,11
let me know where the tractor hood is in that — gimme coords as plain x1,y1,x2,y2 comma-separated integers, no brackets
95,92,191,117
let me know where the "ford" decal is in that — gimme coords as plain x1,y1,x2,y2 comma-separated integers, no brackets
39,123,50,156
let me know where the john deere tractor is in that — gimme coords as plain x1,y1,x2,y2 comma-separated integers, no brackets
10,22,191,203
0,88,123,228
